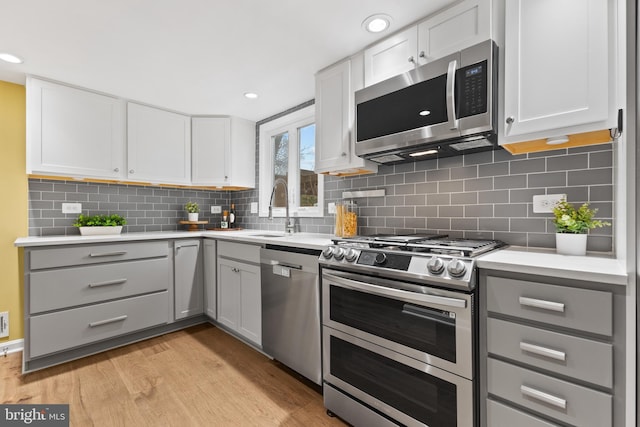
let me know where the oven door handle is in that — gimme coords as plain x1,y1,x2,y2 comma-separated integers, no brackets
323,272,467,309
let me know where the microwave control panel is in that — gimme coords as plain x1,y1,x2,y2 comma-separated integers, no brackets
457,60,488,118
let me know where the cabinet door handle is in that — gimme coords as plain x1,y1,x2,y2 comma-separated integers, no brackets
88,278,127,288
89,315,128,328
506,116,515,125
113,167,120,172
89,251,127,258
520,385,567,410
519,342,566,362
408,55,415,64
129,169,135,174
446,59,459,130
175,243,199,254
519,296,565,313
232,267,240,273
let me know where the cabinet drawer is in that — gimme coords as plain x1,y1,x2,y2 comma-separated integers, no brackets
29,241,169,270
29,291,169,358
487,358,611,427
487,318,612,388
486,276,612,336
30,258,170,314
487,399,560,427
218,240,260,264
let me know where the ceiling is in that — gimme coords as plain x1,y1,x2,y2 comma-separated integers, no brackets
0,0,455,122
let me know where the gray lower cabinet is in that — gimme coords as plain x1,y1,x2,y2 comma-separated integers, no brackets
480,270,626,427
203,239,217,319
216,241,261,346
23,241,173,372
173,239,204,320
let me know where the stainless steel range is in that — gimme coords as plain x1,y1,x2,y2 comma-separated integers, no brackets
319,234,505,427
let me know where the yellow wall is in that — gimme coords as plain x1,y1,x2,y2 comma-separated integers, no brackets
0,80,27,342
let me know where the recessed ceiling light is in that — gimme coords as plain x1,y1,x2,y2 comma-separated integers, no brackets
362,14,392,33
0,52,23,64
419,110,431,116
244,92,258,99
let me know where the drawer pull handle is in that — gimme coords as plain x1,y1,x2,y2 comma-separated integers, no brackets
88,278,127,288
520,385,567,410
89,315,128,328
519,342,566,362
89,251,128,258
519,297,565,313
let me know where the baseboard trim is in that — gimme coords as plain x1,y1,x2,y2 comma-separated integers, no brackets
1,338,24,356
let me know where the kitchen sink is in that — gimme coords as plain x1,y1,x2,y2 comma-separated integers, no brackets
249,233,287,238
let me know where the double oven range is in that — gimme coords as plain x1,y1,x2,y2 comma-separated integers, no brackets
319,234,505,427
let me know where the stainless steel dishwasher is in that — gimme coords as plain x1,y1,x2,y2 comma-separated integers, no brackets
261,245,322,385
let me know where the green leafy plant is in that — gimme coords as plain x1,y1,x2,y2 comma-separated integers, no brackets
73,214,127,227
552,199,610,234
185,202,199,213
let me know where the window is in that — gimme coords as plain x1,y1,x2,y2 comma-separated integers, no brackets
259,105,323,217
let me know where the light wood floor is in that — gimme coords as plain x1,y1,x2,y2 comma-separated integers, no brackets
0,324,347,426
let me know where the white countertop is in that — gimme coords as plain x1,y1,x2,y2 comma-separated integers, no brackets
14,229,334,251
477,246,628,286
15,232,629,285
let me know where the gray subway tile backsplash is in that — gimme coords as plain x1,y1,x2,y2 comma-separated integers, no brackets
27,112,616,253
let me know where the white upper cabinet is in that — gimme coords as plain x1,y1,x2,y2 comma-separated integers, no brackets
363,0,491,87
502,0,616,146
315,54,377,175
127,102,191,185
191,116,255,188
418,0,491,63
26,77,125,179
364,26,418,87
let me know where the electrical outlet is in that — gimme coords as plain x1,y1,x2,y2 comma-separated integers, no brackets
211,206,222,214
62,203,82,214
0,312,8,338
250,202,258,214
532,194,566,213
328,202,336,214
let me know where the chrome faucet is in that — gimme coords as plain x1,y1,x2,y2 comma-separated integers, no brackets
268,177,295,234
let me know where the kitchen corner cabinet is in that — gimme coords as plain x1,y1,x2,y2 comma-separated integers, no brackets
203,239,217,319
216,241,261,346
314,55,378,176
26,77,125,179
480,270,627,427
127,102,191,184
501,0,617,151
174,240,204,320
23,241,171,372
191,116,256,188
363,0,491,87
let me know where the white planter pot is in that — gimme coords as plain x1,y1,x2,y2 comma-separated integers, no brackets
555,233,587,256
79,226,123,236
188,213,199,222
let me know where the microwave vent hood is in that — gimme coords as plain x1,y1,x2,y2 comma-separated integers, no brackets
355,39,498,165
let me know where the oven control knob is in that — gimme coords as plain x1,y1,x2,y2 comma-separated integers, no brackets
374,253,387,265
447,259,467,277
427,257,445,274
322,246,334,259
333,247,345,261
345,248,358,262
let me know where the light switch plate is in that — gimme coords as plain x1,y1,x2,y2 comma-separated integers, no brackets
62,203,82,214
211,206,222,214
328,202,336,214
0,312,8,338
250,202,258,214
533,194,566,213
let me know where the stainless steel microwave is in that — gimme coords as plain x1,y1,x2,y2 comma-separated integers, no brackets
355,39,498,164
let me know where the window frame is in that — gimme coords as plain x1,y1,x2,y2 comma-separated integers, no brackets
258,105,323,218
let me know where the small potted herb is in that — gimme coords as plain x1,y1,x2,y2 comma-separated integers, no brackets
552,199,610,255
73,213,127,236
185,202,200,221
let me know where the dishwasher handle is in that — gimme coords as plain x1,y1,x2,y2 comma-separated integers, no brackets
264,259,302,270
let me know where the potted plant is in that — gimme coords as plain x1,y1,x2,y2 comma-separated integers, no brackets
73,213,127,236
185,202,200,221
551,199,610,255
